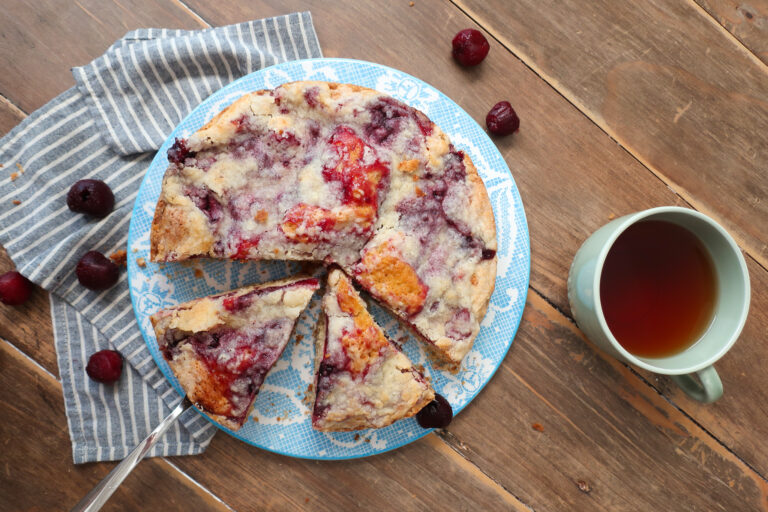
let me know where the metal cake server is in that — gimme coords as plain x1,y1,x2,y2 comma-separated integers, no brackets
70,397,192,512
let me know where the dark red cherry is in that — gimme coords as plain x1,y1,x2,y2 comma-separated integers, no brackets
486,101,520,136
86,350,123,384
76,251,119,291
0,271,32,305
417,393,453,429
451,29,490,67
67,179,115,217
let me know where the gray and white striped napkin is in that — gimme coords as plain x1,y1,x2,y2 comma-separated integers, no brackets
0,13,322,463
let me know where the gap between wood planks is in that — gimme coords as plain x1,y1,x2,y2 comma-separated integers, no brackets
0,93,28,118
685,0,768,71
449,0,768,276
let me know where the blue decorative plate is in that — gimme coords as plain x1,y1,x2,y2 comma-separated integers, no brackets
127,58,530,459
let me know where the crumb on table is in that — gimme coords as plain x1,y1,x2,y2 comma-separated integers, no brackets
10,172,18,181
532,422,544,432
194,268,203,278
136,257,146,268
11,199,21,205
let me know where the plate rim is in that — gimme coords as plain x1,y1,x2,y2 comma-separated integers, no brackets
127,57,531,460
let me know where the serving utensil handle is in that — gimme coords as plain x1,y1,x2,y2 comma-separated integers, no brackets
70,398,191,512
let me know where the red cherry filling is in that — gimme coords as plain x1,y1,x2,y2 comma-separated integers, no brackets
364,97,432,145
417,393,453,428
280,204,338,243
445,307,472,340
222,278,319,312
324,126,389,207
223,294,253,313
168,138,196,165
233,236,260,259
185,186,223,222
451,29,490,67
86,350,123,384
0,271,32,305
304,86,320,108
164,320,290,422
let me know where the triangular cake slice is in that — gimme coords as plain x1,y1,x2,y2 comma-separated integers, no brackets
151,276,319,430
312,269,434,431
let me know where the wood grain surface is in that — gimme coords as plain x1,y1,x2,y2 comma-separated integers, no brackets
1,0,766,510
456,0,768,270
0,340,229,512
0,0,204,112
694,0,768,63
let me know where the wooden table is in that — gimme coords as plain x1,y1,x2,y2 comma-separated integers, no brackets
1,1,766,510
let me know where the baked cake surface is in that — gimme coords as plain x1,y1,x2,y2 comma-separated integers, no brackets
150,81,496,368
312,269,434,431
150,276,319,430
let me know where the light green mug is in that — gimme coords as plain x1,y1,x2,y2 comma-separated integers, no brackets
567,207,750,403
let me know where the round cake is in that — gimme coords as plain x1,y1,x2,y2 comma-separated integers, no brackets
150,81,497,368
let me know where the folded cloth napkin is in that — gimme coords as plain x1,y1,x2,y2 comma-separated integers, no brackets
0,13,322,463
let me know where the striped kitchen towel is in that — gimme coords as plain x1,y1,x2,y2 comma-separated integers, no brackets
0,13,322,463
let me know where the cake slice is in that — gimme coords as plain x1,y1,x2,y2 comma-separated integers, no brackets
151,276,319,430
312,269,434,431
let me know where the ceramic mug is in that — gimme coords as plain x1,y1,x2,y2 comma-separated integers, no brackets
567,206,750,403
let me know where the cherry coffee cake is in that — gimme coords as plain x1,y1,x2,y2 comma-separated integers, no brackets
150,276,319,430
150,81,496,369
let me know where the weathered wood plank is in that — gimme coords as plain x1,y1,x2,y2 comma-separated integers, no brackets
0,245,56,377
0,94,53,375
0,0,205,113
694,0,768,64
0,96,25,136
441,291,768,511
455,0,768,270
0,339,231,512
172,430,527,511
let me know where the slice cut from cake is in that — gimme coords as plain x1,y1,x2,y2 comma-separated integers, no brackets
312,269,434,431
151,276,319,430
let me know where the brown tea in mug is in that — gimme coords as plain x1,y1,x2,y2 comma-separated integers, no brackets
599,220,717,358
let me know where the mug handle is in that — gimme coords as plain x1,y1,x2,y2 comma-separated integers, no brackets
670,366,723,403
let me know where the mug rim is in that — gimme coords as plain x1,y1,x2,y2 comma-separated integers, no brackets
591,206,751,375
